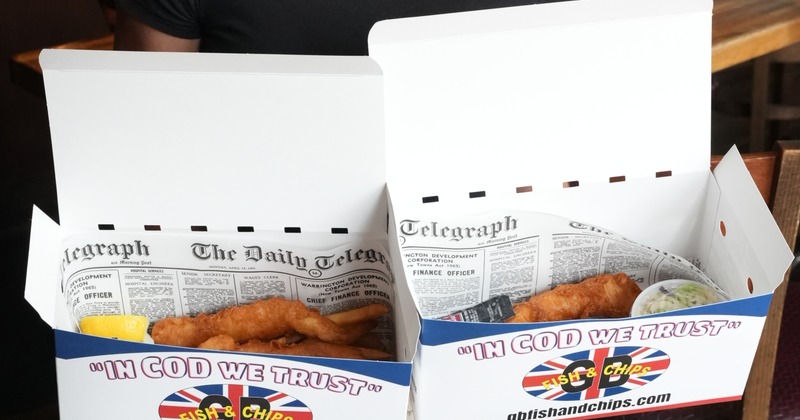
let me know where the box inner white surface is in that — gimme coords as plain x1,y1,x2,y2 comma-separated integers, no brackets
369,0,718,260
39,51,387,235
370,0,712,195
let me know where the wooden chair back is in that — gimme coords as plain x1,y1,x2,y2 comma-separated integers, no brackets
750,44,800,152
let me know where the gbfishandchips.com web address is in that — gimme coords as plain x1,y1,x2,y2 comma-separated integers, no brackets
506,393,672,419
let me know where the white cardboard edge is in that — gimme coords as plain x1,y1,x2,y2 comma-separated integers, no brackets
40,48,387,233
39,49,383,76
712,146,795,288
369,0,712,46
24,206,63,328
388,192,423,360
370,0,712,196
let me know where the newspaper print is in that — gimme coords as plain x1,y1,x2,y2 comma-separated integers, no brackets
396,210,719,319
59,231,395,346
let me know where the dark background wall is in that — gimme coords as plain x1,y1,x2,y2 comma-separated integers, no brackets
2,1,110,418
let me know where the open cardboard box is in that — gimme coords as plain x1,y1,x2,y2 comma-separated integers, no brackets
368,0,796,418
25,0,795,419
27,52,413,419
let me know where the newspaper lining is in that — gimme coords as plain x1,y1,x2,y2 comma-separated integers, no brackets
396,210,719,319
59,232,396,347
59,210,718,331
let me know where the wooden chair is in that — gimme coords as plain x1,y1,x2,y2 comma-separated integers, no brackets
750,44,800,152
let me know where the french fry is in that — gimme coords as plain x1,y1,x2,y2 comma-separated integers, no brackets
340,319,379,344
237,337,393,360
325,303,390,326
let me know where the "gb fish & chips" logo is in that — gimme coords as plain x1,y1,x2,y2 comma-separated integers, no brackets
522,346,670,401
159,383,313,420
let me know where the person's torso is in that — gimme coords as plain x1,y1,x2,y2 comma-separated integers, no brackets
196,0,565,54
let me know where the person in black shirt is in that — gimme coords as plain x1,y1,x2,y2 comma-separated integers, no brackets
113,0,559,54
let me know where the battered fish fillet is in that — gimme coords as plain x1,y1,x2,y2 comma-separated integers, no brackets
198,335,392,360
152,297,352,347
506,272,642,323
150,317,208,348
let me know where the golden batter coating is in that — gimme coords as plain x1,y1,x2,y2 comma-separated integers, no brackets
506,272,642,323
152,297,353,347
150,316,208,348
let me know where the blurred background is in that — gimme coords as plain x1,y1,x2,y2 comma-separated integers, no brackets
2,1,109,418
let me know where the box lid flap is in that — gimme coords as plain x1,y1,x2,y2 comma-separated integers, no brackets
40,49,387,234
709,147,795,293
25,206,64,327
369,0,712,197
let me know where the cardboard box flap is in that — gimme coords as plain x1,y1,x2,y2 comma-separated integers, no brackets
25,206,65,328
370,0,712,197
707,147,795,294
40,49,387,234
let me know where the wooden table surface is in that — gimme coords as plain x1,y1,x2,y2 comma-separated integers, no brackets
9,33,114,96
712,0,800,72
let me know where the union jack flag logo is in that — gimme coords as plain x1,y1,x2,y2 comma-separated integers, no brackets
522,346,671,401
159,383,313,419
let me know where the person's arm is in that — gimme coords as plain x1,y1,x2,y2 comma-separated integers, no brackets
114,9,200,52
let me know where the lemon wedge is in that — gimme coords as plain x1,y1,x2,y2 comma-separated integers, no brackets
79,315,149,342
